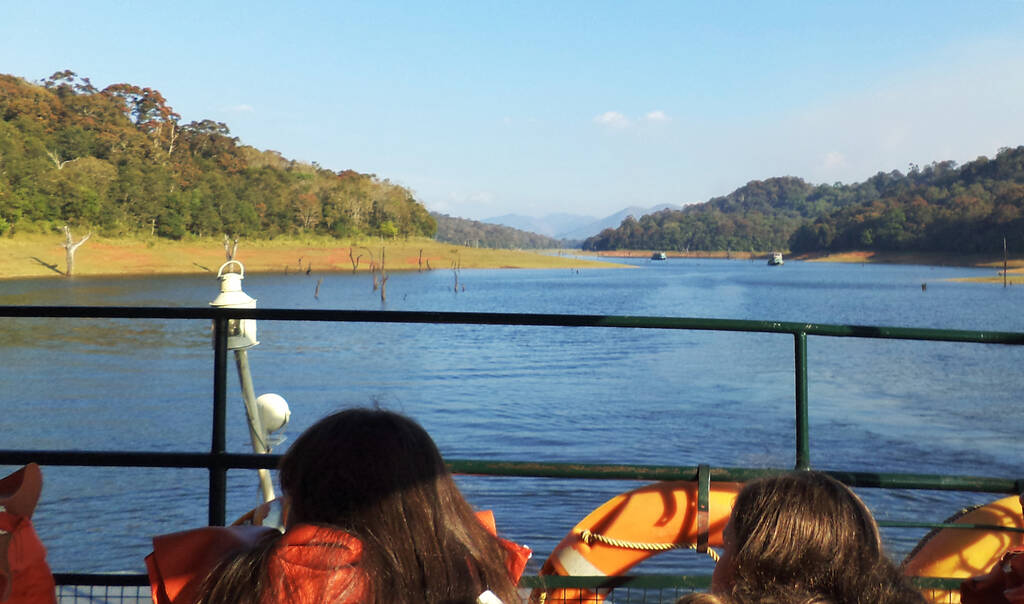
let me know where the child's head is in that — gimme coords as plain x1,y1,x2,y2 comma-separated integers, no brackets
712,471,885,600
275,407,521,603
279,407,452,527
679,590,834,604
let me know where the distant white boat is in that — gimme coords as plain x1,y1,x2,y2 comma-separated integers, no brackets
768,252,784,266
651,252,667,261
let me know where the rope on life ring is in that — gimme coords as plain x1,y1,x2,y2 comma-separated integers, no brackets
578,528,721,562
532,470,741,604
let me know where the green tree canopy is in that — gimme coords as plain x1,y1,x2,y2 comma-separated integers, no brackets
0,71,437,241
583,149,1024,256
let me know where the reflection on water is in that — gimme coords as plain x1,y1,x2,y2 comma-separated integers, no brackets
0,317,206,350
1,258,1021,574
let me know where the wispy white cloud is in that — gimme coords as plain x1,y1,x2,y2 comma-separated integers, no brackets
466,191,496,205
429,190,499,218
594,111,629,128
595,110,670,129
822,151,846,169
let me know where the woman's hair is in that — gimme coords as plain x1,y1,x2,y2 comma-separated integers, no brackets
719,471,923,604
199,408,520,604
677,593,727,604
681,591,833,604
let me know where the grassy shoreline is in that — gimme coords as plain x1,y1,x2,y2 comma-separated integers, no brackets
2,235,1019,283
594,249,1024,283
0,234,626,280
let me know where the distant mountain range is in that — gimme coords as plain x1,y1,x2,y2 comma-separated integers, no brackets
483,205,680,240
431,204,680,249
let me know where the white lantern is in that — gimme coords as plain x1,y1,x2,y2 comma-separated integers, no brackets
210,260,259,350
256,393,291,433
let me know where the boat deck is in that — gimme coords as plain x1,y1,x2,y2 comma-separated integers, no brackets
2,305,1022,602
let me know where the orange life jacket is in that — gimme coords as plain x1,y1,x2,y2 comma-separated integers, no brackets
260,524,367,603
145,509,531,604
0,463,56,604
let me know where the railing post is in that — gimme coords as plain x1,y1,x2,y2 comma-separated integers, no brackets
210,317,229,526
794,331,810,470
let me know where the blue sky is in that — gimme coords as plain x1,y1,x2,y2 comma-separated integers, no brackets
4,1,1024,221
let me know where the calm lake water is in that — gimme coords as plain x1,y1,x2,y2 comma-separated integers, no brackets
1,256,1022,577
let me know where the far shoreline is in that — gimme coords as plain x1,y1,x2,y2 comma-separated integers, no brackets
1,234,1019,284
592,249,1024,284
0,234,629,281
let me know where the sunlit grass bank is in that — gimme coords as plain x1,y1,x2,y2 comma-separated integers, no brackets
796,250,1024,284
3,235,1018,283
0,234,627,280
592,248,1024,284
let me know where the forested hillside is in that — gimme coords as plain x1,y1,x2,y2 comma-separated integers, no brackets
9,70,1022,255
583,147,1024,255
0,71,436,240
431,212,564,249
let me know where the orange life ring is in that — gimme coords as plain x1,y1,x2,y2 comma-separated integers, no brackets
534,478,741,603
903,494,1024,604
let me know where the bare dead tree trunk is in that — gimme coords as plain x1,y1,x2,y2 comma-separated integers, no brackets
379,247,388,302
1004,236,1008,288
349,249,363,273
46,149,72,170
62,225,91,277
418,249,423,272
166,121,178,156
362,247,380,291
223,235,238,260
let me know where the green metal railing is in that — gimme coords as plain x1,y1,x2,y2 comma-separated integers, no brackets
2,305,1023,600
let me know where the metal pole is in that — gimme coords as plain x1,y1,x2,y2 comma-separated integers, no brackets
234,349,275,502
210,318,229,526
794,331,810,470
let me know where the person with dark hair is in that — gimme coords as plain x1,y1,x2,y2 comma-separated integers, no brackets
678,592,833,604
677,593,728,604
708,471,924,604
150,408,527,604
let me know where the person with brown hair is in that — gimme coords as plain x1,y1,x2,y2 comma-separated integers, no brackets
185,408,526,604
677,593,728,604
678,592,832,604
708,471,924,604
